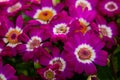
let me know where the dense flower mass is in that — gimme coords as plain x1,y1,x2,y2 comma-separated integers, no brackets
0,0,120,80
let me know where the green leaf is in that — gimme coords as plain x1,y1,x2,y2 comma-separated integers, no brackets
97,65,114,80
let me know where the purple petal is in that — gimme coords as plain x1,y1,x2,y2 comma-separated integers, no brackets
75,62,84,74
94,50,108,66
16,15,23,29
39,54,51,66
23,51,34,61
52,47,60,57
2,46,17,57
84,63,97,75
18,33,29,43
16,44,26,54
2,64,16,77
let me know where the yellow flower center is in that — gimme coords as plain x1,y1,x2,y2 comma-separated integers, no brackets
6,29,20,44
38,10,54,21
80,22,88,33
44,70,55,80
75,22,88,34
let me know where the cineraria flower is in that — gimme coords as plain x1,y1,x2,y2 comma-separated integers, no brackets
2,15,23,48
97,0,120,17
65,0,98,11
37,64,63,80
39,47,74,79
69,6,96,35
48,11,72,42
0,15,23,56
3,0,30,16
64,32,108,75
16,21,50,61
94,15,118,48
25,0,64,24
0,64,17,80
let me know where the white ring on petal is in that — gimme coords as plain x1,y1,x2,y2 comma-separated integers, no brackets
44,69,56,80
53,23,69,35
98,25,112,38
33,7,56,24
0,48,2,53
79,18,91,33
7,2,22,13
49,57,66,71
79,18,89,26
26,36,42,51
75,0,92,10
0,73,7,80
3,27,22,48
0,0,9,2
74,44,96,64
105,1,118,12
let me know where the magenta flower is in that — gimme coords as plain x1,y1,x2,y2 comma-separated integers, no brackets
94,14,118,48
65,0,98,10
25,0,64,24
37,64,63,80
64,32,108,75
0,15,23,57
97,0,120,17
69,6,96,35
0,64,17,80
16,21,50,61
48,11,72,42
2,0,29,17
39,46,74,79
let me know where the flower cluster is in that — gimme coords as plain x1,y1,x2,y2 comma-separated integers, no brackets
0,0,120,80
